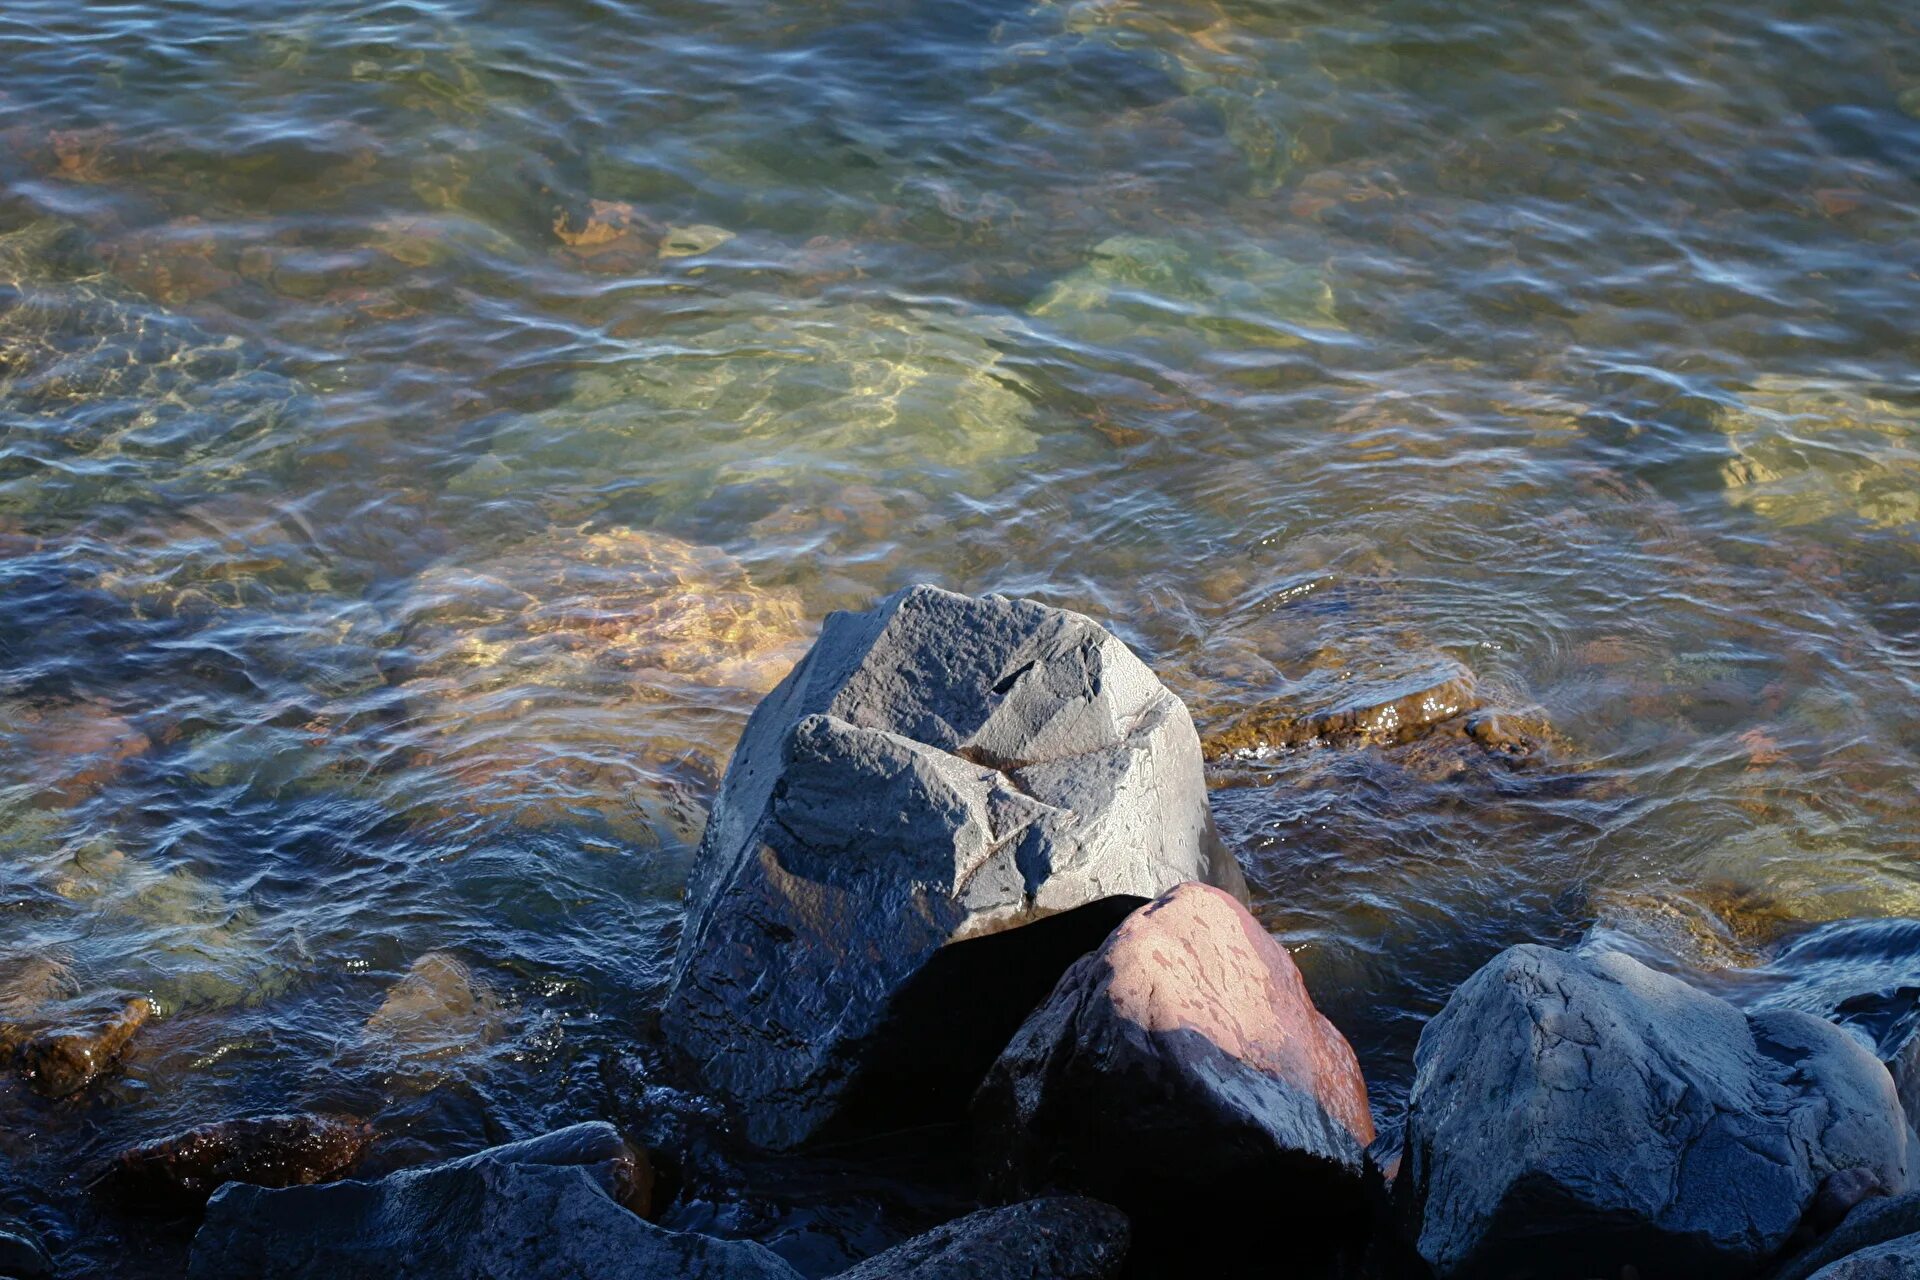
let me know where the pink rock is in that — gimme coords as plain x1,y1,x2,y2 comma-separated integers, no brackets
975,882,1375,1256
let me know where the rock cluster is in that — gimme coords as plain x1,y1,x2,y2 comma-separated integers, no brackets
663,584,1248,1149
147,588,1920,1280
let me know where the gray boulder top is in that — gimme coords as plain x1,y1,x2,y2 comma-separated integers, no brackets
666,585,1247,1149
1398,944,1916,1280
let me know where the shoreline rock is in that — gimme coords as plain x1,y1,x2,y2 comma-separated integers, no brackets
665,585,1248,1150
973,882,1376,1265
106,1113,373,1210
1396,944,1916,1279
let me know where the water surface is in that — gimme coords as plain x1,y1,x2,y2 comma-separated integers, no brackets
2,0,1919,1272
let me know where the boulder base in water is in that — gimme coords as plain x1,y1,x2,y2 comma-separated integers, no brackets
664,584,1247,1149
1397,944,1916,1279
974,883,1374,1244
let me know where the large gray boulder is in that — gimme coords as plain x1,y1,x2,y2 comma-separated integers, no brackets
1398,944,1915,1280
974,883,1376,1239
188,1126,795,1280
664,585,1247,1149
834,1197,1128,1279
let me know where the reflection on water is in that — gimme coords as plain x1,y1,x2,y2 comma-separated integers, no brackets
1,0,1918,1272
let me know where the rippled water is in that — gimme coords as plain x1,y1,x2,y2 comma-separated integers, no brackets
2,0,1918,1272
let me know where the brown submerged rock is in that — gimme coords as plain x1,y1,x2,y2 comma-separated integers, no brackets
18,996,153,1097
362,951,502,1063
974,883,1375,1262
107,1113,373,1209
1202,657,1480,759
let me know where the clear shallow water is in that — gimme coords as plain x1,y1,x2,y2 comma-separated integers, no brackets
0,0,1918,1272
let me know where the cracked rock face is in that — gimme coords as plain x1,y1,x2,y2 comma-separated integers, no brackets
1397,944,1917,1280
973,883,1374,1251
664,584,1248,1150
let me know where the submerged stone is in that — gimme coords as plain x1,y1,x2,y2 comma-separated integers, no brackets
107,1113,374,1209
447,301,1039,518
361,951,503,1064
665,585,1248,1149
1029,232,1341,360
0,222,311,523
380,524,807,838
18,995,152,1097
1716,376,1920,531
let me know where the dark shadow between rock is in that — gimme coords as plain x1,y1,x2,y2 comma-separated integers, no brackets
810,894,1149,1148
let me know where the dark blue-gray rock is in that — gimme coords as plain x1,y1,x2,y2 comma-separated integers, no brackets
1738,917,1920,1137
1398,944,1916,1280
187,1127,792,1280
664,584,1248,1150
1803,1233,1920,1279
0,1216,52,1279
834,1197,1128,1279
1776,1191,1920,1280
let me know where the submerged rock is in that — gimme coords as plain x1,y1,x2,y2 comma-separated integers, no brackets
836,1197,1129,1280
665,585,1248,1149
1202,655,1480,757
379,524,807,840
1716,377,1920,532
975,884,1374,1239
1397,944,1915,1279
1029,233,1341,361
18,996,152,1097
0,222,311,523
107,1113,373,1209
189,1132,790,1280
361,951,503,1064
448,300,1039,518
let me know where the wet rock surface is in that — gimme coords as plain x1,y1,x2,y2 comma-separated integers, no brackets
1397,944,1916,1280
16,996,152,1098
105,1113,373,1210
664,584,1248,1150
188,1154,793,1280
834,1196,1129,1280
974,883,1374,1258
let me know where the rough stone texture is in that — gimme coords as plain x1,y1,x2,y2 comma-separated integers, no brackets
1202,657,1480,758
0,1217,53,1279
107,1113,373,1209
188,1130,783,1280
1398,944,1916,1280
17,996,151,1097
1775,1192,1920,1280
974,883,1375,1229
834,1197,1128,1280
1803,1233,1920,1279
665,585,1248,1149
